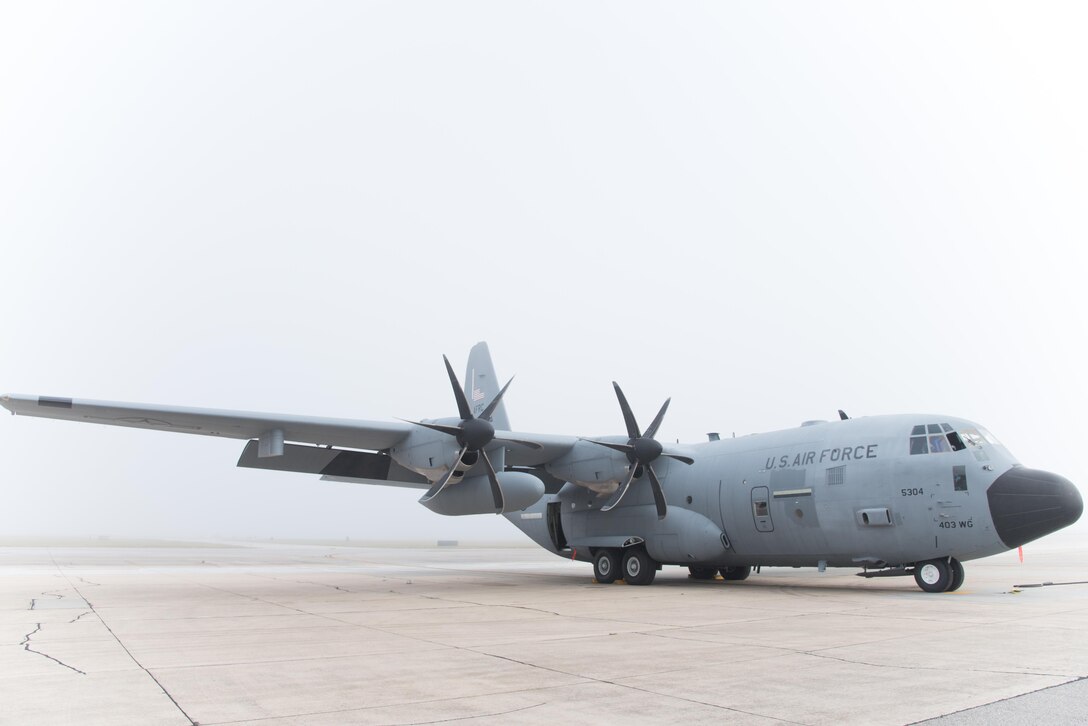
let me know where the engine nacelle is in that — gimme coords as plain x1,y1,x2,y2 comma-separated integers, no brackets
545,438,629,493
420,471,545,516
388,420,462,481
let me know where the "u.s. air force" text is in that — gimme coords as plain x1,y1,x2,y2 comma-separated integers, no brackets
766,444,879,470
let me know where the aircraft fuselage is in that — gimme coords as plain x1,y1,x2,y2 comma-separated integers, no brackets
509,414,1082,578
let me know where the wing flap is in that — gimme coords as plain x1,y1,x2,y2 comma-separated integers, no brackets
237,440,428,488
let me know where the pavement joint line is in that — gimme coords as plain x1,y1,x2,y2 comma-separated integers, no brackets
475,648,806,724
188,575,804,725
392,700,546,725
196,679,617,725
800,649,1076,679
637,624,1081,680
48,551,198,726
905,675,1088,725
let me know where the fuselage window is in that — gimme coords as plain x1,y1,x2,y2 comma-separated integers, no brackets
953,465,968,491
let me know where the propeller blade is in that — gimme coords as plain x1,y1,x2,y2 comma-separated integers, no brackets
443,355,474,421
480,450,505,513
585,439,635,456
402,420,462,438
646,466,667,519
643,398,671,440
612,382,642,439
838,409,850,421
661,452,695,465
493,436,544,450
601,465,639,512
479,376,515,421
418,445,468,503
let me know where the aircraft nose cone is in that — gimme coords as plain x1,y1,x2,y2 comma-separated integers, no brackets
987,468,1083,549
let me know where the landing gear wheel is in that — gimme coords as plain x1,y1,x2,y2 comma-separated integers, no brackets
622,548,656,586
719,565,752,581
688,566,717,580
593,549,619,584
947,558,965,592
914,559,952,593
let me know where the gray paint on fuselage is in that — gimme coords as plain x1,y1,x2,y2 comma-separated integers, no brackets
510,414,1017,570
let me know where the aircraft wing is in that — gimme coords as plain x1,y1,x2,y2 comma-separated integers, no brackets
0,393,580,488
0,394,413,451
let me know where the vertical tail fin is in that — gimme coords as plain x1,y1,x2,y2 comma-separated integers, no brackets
464,342,510,431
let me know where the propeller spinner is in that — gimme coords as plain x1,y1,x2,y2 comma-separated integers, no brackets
587,382,694,519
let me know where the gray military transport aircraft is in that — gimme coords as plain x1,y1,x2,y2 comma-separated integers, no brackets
3,342,1082,592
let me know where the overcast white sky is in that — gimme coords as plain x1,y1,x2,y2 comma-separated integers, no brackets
1,2,1086,545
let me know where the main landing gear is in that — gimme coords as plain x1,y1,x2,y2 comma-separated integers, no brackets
593,547,657,585
687,565,752,581
913,558,965,593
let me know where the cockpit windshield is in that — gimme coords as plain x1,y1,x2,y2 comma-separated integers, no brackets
909,422,966,455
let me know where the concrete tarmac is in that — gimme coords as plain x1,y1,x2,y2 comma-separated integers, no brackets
1,540,1086,725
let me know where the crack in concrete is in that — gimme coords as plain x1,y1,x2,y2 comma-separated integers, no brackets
30,588,68,610
20,622,86,675
48,553,197,726
68,610,93,624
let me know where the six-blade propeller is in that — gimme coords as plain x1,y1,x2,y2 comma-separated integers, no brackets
410,356,538,513
586,382,695,519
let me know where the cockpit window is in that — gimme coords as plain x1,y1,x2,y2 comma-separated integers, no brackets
910,423,967,455
960,428,985,447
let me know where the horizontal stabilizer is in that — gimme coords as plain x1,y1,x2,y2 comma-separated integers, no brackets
237,441,428,488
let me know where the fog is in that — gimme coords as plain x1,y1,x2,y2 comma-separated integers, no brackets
1,2,1086,546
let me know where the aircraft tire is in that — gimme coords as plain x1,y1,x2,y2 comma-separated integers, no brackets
719,566,752,581
914,559,952,593
947,558,965,592
622,548,656,586
593,549,619,584
688,566,717,580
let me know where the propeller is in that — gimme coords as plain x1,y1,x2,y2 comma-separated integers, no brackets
586,382,695,519
410,355,539,513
